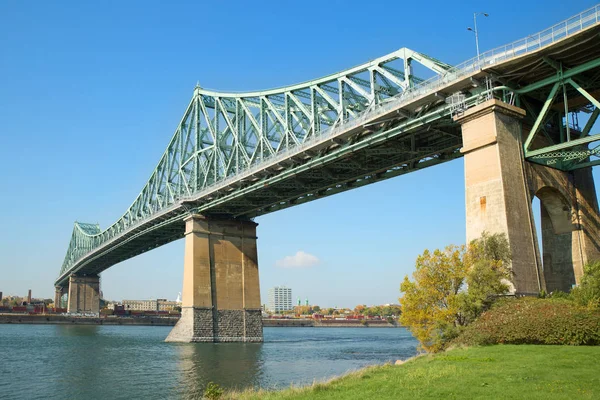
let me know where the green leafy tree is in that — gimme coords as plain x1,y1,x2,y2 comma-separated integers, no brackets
459,232,511,323
399,232,511,352
399,245,467,352
571,260,600,308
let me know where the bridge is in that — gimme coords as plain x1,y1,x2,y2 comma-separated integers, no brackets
56,5,600,342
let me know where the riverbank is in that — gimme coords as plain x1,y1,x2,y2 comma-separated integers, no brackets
0,314,178,326
233,345,600,399
0,314,398,328
263,319,398,328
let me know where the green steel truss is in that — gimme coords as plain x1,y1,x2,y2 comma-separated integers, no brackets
56,4,600,286
519,57,600,170
58,48,454,280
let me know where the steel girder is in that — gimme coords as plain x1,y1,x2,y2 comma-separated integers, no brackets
518,56,600,170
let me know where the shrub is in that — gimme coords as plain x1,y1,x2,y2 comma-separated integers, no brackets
571,260,600,308
204,382,224,400
550,290,570,299
452,297,600,346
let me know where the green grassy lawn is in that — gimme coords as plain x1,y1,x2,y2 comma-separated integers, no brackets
233,345,600,399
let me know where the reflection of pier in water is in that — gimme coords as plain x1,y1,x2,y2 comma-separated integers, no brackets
176,343,264,397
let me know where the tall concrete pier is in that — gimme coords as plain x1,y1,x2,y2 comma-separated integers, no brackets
54,287,64,308
166,215,262,342
66,275,100,313
457,99,600,294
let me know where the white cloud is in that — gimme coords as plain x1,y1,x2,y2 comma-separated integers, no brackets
275,251,320,268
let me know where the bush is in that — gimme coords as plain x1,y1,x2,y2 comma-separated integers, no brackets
204,382,224,400
452,297,600,346
571,260,600,308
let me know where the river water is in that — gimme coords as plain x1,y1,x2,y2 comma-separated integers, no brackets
0,325,418,399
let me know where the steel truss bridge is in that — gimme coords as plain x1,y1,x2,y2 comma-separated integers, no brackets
56,5,600,288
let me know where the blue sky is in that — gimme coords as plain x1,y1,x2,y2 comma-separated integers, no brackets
1,0,598,307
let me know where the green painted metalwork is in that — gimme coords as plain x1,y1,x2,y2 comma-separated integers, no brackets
521,56,600,167
56,4,600,287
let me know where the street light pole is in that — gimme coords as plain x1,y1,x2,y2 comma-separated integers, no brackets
473,13,480,60
468,12,489,62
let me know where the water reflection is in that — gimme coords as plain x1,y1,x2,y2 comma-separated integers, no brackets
53,325,106,398
0,326,417,399
54,324,100,336
176,343,264,398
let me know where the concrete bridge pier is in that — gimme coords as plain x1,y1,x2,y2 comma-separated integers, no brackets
456,99,600,294
166,214,263,343
527,163,600,292
54,286,65,309
66,275,100,314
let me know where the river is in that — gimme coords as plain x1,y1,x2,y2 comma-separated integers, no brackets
0,325,418,399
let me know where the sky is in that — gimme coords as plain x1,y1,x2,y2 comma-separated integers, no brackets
1,0,599,308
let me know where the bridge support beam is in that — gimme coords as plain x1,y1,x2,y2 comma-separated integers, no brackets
166,215,262,343
66,275,100,314
456,100,543,295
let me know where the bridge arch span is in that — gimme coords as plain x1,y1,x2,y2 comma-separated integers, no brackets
527,163,600,292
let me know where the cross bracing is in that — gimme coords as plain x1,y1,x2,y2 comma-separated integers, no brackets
57,4,600,287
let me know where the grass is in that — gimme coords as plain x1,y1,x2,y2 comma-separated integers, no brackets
228,345,600,399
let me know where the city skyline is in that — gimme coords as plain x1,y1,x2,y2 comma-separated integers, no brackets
1,0,599,308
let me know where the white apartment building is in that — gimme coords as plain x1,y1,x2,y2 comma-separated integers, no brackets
268,286,293,312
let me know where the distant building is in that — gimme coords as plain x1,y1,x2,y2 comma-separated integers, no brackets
268,286,292,312
122,299,180,311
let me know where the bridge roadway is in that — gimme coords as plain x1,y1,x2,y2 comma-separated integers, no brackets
56,6,600,288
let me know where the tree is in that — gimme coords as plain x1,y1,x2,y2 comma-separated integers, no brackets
354,305,366,315
459,232,511,323
399,245,466,352
399,233,511,352
571,260,600,308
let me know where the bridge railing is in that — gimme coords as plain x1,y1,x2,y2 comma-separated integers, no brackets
181,5,600,204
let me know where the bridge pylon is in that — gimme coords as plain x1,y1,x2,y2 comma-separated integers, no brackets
456,99,600,294
166,214,262,342
66,275,100,314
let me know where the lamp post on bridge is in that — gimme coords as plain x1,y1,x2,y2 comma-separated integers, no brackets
467,12,489,62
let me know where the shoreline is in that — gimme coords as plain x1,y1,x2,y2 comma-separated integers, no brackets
0,314,178,326
263,318,400,328
0,314,399,328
